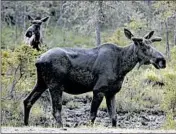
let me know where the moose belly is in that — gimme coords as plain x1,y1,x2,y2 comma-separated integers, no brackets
64,69,95,94
64,81,92,94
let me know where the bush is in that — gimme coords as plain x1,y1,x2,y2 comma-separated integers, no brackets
144,69,162,82
163,110,176,130
103,27,130,46
161,46,176,129
1,45,46,126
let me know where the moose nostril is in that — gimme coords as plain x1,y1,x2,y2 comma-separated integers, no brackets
159,61,164,68
158,58,166,68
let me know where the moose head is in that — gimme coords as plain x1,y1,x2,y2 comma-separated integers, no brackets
124,28,166,69
24,16,49,51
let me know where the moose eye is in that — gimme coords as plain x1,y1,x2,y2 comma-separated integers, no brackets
142,47,147,52
141,45,150,52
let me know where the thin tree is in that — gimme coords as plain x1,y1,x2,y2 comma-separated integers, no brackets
165,18,170,60
95,1,103,46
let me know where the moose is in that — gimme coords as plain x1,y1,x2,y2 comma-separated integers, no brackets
23,29,166,127
24,16,49,51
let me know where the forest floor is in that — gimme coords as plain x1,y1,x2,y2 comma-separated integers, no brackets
1,94,176,133
37,95,167,129
1,126,176,133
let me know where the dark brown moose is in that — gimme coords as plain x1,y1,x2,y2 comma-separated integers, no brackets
24,29,166,127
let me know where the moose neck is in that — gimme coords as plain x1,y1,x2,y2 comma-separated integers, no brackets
33,26,41,41
118,44,139,76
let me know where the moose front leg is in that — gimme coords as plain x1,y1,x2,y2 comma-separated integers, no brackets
105,94,117,127
49,86,63,128
89,92,104,126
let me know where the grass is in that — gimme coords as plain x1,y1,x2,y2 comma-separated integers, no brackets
99,98,107,111
162,110,176,130
44,26,95,48
144,69,162,82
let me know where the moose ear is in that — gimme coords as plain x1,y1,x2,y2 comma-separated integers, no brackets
151,37,162,42
27,15,34,21
124,28,134,40
131,37,143,42
144,31,154,39
41,17,49,22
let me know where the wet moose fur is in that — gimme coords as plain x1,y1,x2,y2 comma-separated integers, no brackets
24,29,166,127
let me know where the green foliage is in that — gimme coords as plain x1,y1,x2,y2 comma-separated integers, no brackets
153,1,176,20
171,46,176,64
103,27,130,46
161,69,176,113
2,44,46,95
1,100,23,126
160,47,176,128
115,69,164,112
163,110,176,130
144,69,162,82
124,19,147,32
31,104,45,118
99,98,106,111
1,26,15,49
1,45,47,126
45,26,95,48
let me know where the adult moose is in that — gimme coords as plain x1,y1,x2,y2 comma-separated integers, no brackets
24,16,49,51
24,29,166,127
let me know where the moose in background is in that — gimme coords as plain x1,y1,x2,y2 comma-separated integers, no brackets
24,16,49,51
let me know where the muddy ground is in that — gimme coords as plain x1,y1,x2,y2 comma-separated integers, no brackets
2,92,175,133
33,93,167,130
2,126,176,133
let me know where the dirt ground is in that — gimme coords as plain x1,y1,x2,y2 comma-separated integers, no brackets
1,126,176,133
34,94,167,129
2,93,176,133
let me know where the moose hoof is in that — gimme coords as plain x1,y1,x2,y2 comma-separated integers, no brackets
56,122,63,128
87,120,94,127
24,122,28,126
112,120,117,127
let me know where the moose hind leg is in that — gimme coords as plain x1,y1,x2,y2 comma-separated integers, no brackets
89,92,104,126
105,94,117,127
49,85,63,128
23,80,47,126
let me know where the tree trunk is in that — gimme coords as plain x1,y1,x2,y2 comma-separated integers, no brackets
57,1,66,26
15,2,18,46
9,65,21,99
55,1,66,44
159,21,164,46
95,1,103,46
174,29,176,46
23,5,26,35
145,0,151,28
165,19,170,60
95,21,101,46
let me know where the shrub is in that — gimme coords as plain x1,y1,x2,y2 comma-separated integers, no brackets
144,69,161,82
163,110,176,130
103,27,130,46
1,45,46,126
